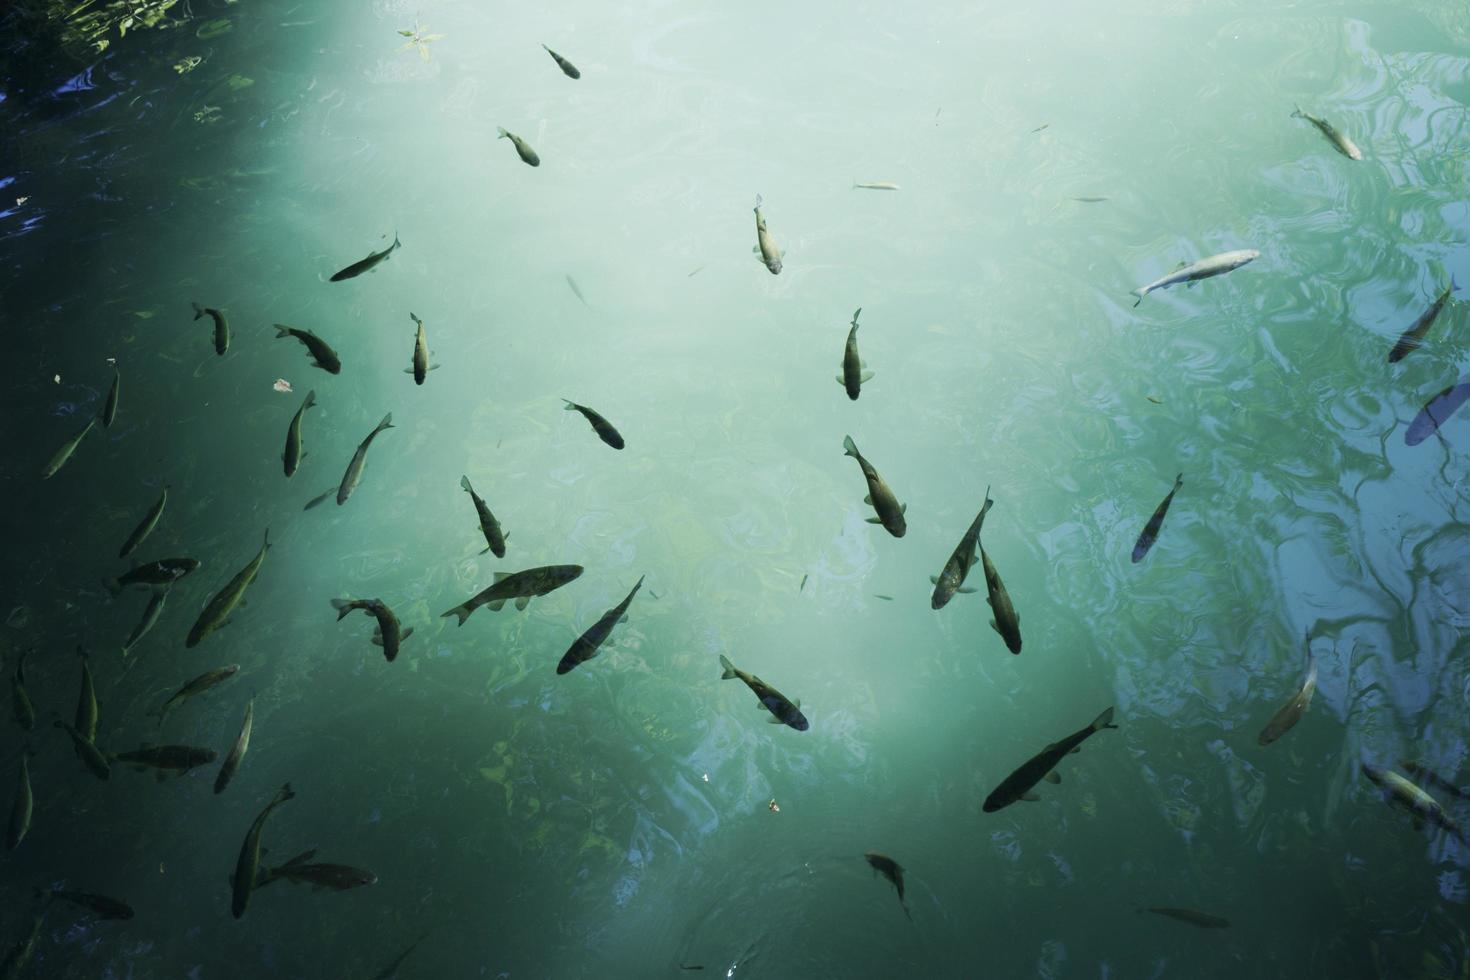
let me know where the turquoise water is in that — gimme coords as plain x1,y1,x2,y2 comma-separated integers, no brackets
4,0,1470,976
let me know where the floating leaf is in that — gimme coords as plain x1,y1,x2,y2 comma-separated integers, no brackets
225,74,253,91
196,19,232,40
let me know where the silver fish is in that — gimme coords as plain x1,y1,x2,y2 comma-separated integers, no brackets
754,194,782,274
41,415,96,479
1291,106,1362,161
1257,629,1317,746
1132,249,1259,306
337,413,394,505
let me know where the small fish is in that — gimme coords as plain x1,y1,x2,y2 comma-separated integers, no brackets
1388,278,1457,363
1132,473,1183,563
837,308,874,400
864,852,911,920
565,274,588,306
192,303,229,355
983,706,1117,812
557,576,644,675
101,368,120,427
404,313,435,385
719,654,808,731
687,266,705,277
542,44,580,79
274,324,341,374
255,849,379,891
1132,250,1259,306
1291,105,1362,161
442,565,584,625
0,899,47,980
53,721,110,780
303,487,335,511
283,389,317,477
107,557,200,595
979,518,1022,655
1139,907,1231,929
8,755,31,851
215,698,254,795
122,587,169,656
118,486,168,558
497,127,540,166
1031,123,1049,133
852,182,900,191
1402,761,1470,802
75,648,98,743
843,435,906,537
329,234,400,282
799,574,808,592
331,598,414,663
273,378,293,393
873,594,894,601
113,744,218,775
368,933,430,980
185,529,269,648
48,890,134,920
563,399,624,449
460,475,506,557
1146,395,1163,405
151,665,240,726
753,194,782,274
337,413,394,505
1257,629,1317,746
41,415,96,479
1072,196,1108,203
11,650,34,731
931,490,991,609
1361,764,1470,846
231,782,295,919
1406,377,1470,446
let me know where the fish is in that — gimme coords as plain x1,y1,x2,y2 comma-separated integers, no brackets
1257,629,1317,746
331,598,414,663
542,43,580,79
113,744,219,775
329,234,400,282
11,650,34,732
185,529,269,648
874,594,894,601
405,313,435,384
215,698,254,795
441,565,584,625
1402,761,1470,802
255,849,378,891
368,933,430,980
460,475,507,557
274,324,341,374
565,275,589,307
979,530,1022,655
931,490,991,610
231,782,295,919
1031,123,1049,133
151,665,240,726
563,399,625,449
719,654,808,731
101,368,120,427
497,127,540,166
48,890,134,920
304,487,336,511
1131,249,1259,306
1291,105,1362,161
753,194,782,274
1361,764,1470,846
122,587,169,656
1132,473,1183,563
283,389,317,477
864,852,912,920
8,755,31,850
0,899,47,980
1406,377,1470,446
557,576,644,675
1072,196,1108,203
106,557,200,595
41,415,96,479
982,706,1117,812
75,648,98,743
1139,907,1231,929
1145,395,1163,405
1388,278,1457,363
53,721,110,780
192,303,229,355
842,435,906,537
118,486,168,558
852,182,900,191
837,308,874,400
337,413,394,505
799,574,808,592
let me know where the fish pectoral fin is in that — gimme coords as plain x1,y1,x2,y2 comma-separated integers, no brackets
766,715,786,725
865,517,883,524
989,620,1000,634
402,368,415,374
1069,746,1082,755
619,614,629,624
492,572,509,582
860,371,874,383
863,495,873,505
486,599,507,611
836,376,846,385
400,628,414,641
957,586,978,594
1020,792,1041,802
1043,771,1061,784
900,502,907,514
513,596,531,611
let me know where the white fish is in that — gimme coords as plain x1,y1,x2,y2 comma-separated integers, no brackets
1257,629,1318,746
1132,249,1259,306
852,182,900,191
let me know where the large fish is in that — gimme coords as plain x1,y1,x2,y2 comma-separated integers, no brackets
11,650,34,732
231,782,295,919
556,576,643,675
329,234,400,282
460,475,506,557
150,665,240,726
1132,473,1182,563
8,755,31,851
497,127,540,166
122,587,169,656
1291,105,1362,161
753,194,782,274
331,598,414,663
863,852,911,920
1131,250,1259,306
274,324,341,374
283,389,317,477
185,529,269,648
563,399,624,449
843,435,906,537
836,308,874,400
1389,278,1457,363
101,369,120,427
983,706,1117,812
113,744,218,776
214,698,253,795
53,721,110,780
1402,761,1470,802
41,415,96,479
931,491,991,610
1257,629,1317,746
192,302,229,355
337,413,395,505
542,44,580,79
1361,764,1470,846
118,486,168,558
718,654,808,731
106,557,200,595
1406,377,1470,446
255,849,378,891
441,565,584,625
979,530,1022,655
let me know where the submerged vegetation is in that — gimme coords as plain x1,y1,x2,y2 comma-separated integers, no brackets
12,0,187,58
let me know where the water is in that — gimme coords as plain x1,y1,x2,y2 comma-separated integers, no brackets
3,0,1470,976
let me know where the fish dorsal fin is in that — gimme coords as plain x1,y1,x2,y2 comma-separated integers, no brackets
1043,771,1061,784
1020,792,1041,802
492,572,509,583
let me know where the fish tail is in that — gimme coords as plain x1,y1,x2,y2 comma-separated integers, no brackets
719,654,737,680
497,127,510,139
192,302,204,320
303,389,317,411
441,604,471,627
263,527,271,549
1174,472,1184,488
273,324,291,338
754,193,762,211
1132,288,1145,307
392,230,400,250
330,598,355,621
842,435,859,458
460,474,473,493
376,412,394,432
1290,104,1303,119
1452,274,1459,294
1091,706,1118,731
275,782,295,805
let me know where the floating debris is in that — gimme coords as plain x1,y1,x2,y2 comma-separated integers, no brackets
273,379,293,393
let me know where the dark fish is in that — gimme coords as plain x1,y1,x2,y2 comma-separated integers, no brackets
563,399,624,449
1072,196,1108,203
75,648,98,743
1291,105,1362,161
441,565,584,625
8,755,31,851
101,369,120,427
1031,123,1049,133
118,486,168,558
843,435,906,537
53,721,110,780
864,852,911,920
1406,378,1470,446
719,654,808,731
1139,907,1231,929
284,389,317,477
11,650,34,732
565,275,588,307
931,490,991,609
979,513,1022,654
542,43,580,79
274,324,341,374
461,475,506,557
215,698,253,795
231,782,295,918
1257,629,1316,746
0,899,47,980
1132,473,1182,563
331,598,414,663
122,586,169,657
107,557,200,595
151,665,240,726
304,487,336,511
337,413,394,505
41,415,96,479
368,933,429,980
186,529,269,648
873,594,894,601
557,576,643,675
1362,764,1470,846
754,194,781,274
837,308,873,400
1132,250,1259,306
255,849,378,891
497,127,540,166
1402,761,1470,802
799,574,808,592
982,706,1117,812
113,744,218,775
329,234,400,282
49,890,134,920
405,313,434,385
1389,278,1456,363
192,302,229,355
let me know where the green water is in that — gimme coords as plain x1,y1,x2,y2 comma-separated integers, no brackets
4,0,1470,976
